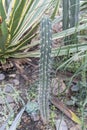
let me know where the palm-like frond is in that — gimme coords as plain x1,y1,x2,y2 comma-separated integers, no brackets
12,21,87,58
0,0,53,62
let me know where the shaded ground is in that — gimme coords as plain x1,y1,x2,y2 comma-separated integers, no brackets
0,60,79,130
17,112,45,130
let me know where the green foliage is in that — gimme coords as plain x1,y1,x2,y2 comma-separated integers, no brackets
50,106,56,127
0,83,25,130
67,81,87,107
0,0,86,61
1,0,87,128
80,0,87,11
0,0,6,20
51,0,60,20
38,16,52,123
63,0,80,45
0,0,52,63
8,107,25,130
25,101,39,115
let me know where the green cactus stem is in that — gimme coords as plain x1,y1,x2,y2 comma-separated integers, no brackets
38,16,52,123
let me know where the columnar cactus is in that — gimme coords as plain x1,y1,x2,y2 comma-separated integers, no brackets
38,16,52,123
63,0,79,45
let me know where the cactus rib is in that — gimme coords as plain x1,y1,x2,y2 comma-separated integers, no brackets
38,16,52,123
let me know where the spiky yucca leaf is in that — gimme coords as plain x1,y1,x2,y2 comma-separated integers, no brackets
0,0,52,63
51,0,60,20
80,1,87,11
0,107,25,130
0,113,12,130
12,21,87,58
9,107,25,130
38,16,52,123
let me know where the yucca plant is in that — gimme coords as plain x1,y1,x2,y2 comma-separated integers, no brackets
38,16,52,123
6,0,87,59
0,0,53,64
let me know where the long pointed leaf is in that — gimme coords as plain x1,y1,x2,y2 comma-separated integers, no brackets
0,0,6,20
10,0,26,36
11,0,51,46
0,113,12,130
9,107,25,130
0,21,8,52
11,43,87,58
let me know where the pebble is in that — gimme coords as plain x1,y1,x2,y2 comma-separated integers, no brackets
52,78,66,96
10,103,15,109
31,112,40,121
0,73,5,81
13,79,20,85
4,84,14,93
0,95,14,104
6,95,14,103
9,74,16,78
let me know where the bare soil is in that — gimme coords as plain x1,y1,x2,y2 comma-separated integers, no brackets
0,59,78,130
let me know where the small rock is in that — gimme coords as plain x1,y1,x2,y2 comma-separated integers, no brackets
0,73,5,81
9,74,16,78
10,103,15,109
4,84,14,93
13,79,19,85
31,112,40,121
6,95,14,103
0,95,14,104
71,84,79,92
52,78,66,96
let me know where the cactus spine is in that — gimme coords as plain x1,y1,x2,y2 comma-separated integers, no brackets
38,16,52,123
